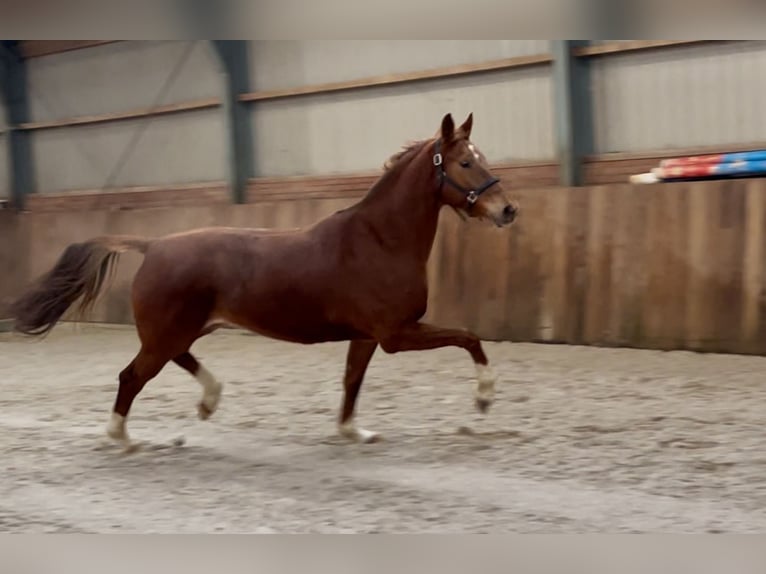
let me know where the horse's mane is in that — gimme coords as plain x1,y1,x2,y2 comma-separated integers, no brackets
338,137,443,211
348,139,431,207
382,138,431,172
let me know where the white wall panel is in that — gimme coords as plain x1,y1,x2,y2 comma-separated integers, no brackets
250,41,550,91
26,41,227,192
33,108,226,192
592,41,766,153
252,67,554,177
28,41,222,122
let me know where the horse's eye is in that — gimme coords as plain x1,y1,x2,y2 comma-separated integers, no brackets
460,160,471,168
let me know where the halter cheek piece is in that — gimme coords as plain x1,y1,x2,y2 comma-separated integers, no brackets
432,139,500,208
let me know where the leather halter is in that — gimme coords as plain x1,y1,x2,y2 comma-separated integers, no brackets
432,139,500,207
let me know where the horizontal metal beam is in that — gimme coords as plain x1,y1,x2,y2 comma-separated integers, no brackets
240,53,552,103
19,97,220,131
574,40,718,58
20,41,120,59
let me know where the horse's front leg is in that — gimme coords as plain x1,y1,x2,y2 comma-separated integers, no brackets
377,322,496,413
338,339,380,443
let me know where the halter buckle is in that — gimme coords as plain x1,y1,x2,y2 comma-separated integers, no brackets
467,191,479,205
433,153,443,166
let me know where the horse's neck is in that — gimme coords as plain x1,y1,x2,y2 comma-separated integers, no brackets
354,157,441,264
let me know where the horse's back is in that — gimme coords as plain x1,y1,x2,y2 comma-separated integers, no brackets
130,224,345,341
160,226,302,242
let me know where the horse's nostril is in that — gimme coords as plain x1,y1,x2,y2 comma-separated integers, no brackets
503,205,517,221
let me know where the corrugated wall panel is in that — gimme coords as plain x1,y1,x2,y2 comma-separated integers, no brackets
250,40,551,90
33,108,226,192
592,41,766,153
26,41,227,193
252,67,554,177
27,41,221,121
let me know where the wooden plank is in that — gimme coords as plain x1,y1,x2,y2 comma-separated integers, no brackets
240,54,553,103
425,209,464,329
582,184,616,344
423,210,448,326
20,41,121,59
640,184,689,349
0,211,29,316
20,97,221,131
26,181,228,198
684,182,712,351
452,219,487,334
24,183,229,212
609,184,650,346
573,40,717,58
22,160,557,212
561,186,591,343
501,188,546,341
660,184,690,349
432,212,462,331
741,180,766,352
677,180,747,352
712,181,747,352
640,185,666,346
543,187,572,342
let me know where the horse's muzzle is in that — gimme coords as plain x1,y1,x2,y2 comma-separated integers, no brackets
502,204,518,224
492,203,518,227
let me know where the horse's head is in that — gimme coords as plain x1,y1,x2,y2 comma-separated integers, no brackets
432,113,519,227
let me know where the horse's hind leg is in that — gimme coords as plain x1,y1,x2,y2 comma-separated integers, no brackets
338,340,379,443
107,348,168,452
173,352,222,420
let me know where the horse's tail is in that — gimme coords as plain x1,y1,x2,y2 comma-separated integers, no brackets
9,235,151,337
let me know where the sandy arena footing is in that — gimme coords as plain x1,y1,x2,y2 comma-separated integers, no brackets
1,324,765,533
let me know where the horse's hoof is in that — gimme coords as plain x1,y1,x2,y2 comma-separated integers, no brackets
197,402,213,420
338,423,381,444
121,442,140,455
106,428,123,441
105,429,138,454
359,430,382,444
475,397,492,414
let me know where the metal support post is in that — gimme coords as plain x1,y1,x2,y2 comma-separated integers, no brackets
552,40,594,187
212,41,254,204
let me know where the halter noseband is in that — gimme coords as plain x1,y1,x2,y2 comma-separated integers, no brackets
432,139,500,207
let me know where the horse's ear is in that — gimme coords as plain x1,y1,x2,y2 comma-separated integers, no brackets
458,113,473,139
440,113,455,143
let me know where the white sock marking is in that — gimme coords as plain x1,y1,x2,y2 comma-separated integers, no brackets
338,419,380,443
106,412,135,452
106,412,126,439
475,363,496,406
196,364,222,419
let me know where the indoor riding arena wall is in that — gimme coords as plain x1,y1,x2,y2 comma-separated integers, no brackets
3,177,766,356
3,41,766,355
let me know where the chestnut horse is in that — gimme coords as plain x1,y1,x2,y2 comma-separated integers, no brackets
10,113,518,451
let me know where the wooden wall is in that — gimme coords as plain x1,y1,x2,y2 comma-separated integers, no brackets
4,177,766,356
428,179,766,354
